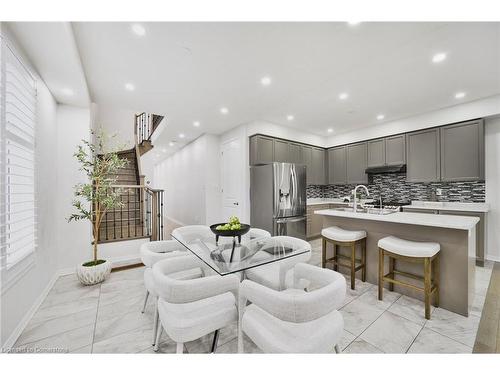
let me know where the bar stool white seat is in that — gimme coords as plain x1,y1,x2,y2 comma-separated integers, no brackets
322,227,367,242
321,226,367,290
378,236,440,320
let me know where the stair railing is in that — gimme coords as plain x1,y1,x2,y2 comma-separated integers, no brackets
98,185,164,243
135,112,152,145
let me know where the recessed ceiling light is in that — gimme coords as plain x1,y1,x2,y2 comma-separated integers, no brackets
432,52,447,63
261,76,272,86
327,128,334,133
339,92,349,100
179,133,185,139
61,88,74,96
169,141,175,147
220,107,229,115
377,114,385,120
161,148,167,153
125,83,135,91
193,121,200,127
455,92,466,99
287,115,294,121
347,21,361,26
131,24,146,36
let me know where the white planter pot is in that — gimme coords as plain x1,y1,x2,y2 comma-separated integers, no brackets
76,260,112,286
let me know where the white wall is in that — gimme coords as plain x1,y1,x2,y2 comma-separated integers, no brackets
55,105,93,271
154,134,221,226
327,94,500,146
0,24,60,347
96,105,138,149
485,116,500,262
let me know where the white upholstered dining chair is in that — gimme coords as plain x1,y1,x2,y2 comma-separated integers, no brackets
153,255,240,353
238,263,346,353
140,240,201,347
244,236,311,290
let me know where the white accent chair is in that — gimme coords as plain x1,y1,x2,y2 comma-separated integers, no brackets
244,228,271,241
140,240,201,347
153,255,240,353
238,263,346,353
244,236,311,290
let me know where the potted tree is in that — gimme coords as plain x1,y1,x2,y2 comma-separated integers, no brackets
68,130,128,285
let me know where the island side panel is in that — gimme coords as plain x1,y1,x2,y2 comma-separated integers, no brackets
320,215,474,316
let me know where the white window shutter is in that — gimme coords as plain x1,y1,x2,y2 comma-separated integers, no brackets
0,36,37,272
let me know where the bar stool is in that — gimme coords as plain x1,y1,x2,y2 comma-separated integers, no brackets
321,226,367,290
378,236,440,320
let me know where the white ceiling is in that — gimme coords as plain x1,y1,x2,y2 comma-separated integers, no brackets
11,22,500,153
6,22,90,107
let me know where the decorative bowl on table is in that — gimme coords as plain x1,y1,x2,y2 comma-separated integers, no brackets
209,223,250,239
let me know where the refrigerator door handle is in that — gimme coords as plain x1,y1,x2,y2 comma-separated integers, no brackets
276,216,307,224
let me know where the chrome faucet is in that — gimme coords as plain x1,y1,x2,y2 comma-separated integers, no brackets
353,185,370,212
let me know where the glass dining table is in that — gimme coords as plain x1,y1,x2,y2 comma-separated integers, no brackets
171,227,311,276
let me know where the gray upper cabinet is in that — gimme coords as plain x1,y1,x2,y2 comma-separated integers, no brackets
367,139,385,167
440,120,484,181
346,142,368,184
289,143,302,164
311,147,326,185
273,139,290,163
328,146,347,184
385,135,406,165
301,145,313,184
249,135,274,165
406,129,440,182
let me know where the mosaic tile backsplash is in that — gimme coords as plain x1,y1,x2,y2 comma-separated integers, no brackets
307,173,485,203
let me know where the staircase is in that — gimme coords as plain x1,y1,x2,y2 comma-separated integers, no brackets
136,112,164,156
96,112,165,244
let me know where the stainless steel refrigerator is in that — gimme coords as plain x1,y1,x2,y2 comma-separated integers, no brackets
250,163,307,239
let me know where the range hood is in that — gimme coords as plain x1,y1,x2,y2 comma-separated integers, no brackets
365,164,407,174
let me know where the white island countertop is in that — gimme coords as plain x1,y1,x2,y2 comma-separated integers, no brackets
404,200,489,213
314,209,479,230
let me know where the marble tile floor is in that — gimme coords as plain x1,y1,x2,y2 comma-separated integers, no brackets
12,239,493,354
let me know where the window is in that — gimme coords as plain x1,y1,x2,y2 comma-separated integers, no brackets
0,36,37,274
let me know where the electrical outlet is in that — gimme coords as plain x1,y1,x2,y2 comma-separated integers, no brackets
436,188,442,196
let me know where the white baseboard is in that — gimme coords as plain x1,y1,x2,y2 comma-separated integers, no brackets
2,270,61,349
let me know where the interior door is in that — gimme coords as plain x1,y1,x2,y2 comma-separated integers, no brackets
221,138,243,220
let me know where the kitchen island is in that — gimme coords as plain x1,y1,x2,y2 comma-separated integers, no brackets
314,209,479,316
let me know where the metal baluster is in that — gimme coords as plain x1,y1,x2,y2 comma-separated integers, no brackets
120,191,123,238
141,189,144,236
127,189,130,237
113,188,116,239
160,192,164,240
105,210,109,241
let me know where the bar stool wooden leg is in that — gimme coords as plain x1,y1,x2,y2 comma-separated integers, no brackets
378,248,384,300
321,237,327,268
388,257,395,292
350,243,356,290
424,257,431,320
361,238,366,282
333,244,338,271
434,255,440,307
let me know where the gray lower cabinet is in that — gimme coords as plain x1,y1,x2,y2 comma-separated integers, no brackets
385,135,406,165
440,120,484,181
307,203,345,238
249,135,274,165
367,138,385,167
273,139,290,163
311,147,326,185
406,128,440,182
328,146,347,184
346,142,368,184
289,142,302,164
